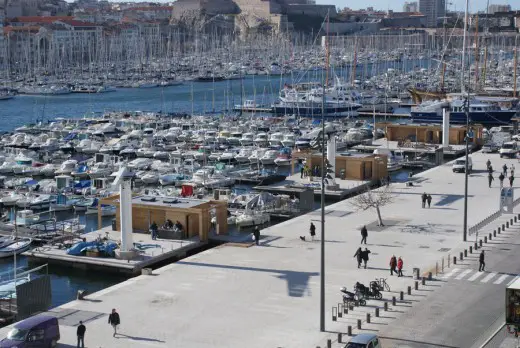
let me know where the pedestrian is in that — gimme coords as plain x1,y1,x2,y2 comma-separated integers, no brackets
253,226,260,246
77,321,86,348
488,165,493,174
479,250,485,272
397,257,403,277
309,222,316,241
389,255,397,275
486,159,491,170
421,192,427,208
150,221,158,240
488,172,494,188
300,166,304,179
108,308,120,337
354,247,363,268
386,174,391,187
503,164,508,176
510,175,515,187
499,173,505,188
360,225,368,244
512,164,516,177
427,194,432,208
361,248,371,269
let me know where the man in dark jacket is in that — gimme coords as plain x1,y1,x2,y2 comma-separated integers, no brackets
310,222,316,241
390,255,397,275
108,308,121,337
354,247,362,268
360,225,368,244
479,250,485,272
361,248,371,269
77,321,86,348
488,173,494,188
421,193,427,208
253,227,260,246
499,173,505,189
510,175,515,187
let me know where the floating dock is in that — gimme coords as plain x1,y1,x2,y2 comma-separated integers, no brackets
23,227,205,275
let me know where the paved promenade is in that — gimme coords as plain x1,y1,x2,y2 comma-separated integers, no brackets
1,151,517,347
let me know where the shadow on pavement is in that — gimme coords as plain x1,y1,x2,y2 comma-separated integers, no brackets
379,336,459,348
116,334,165,343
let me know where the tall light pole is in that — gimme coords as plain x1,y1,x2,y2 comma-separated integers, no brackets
461,0,470,242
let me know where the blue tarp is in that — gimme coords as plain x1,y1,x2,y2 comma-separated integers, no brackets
74,180,91,188
24,179,38,186
67,241,119,257
63,133,77,141
312,119,322,125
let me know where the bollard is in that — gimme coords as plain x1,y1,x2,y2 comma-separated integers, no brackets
507,221,509,228
338,304,343,318
407,286,411,295
494,230,497,237
344,305,348,314
489,233,492,240
422,277,426,285
460,252,463,261
375,307,380,317
453,256,457,265
484,236,487,243
415,281,419,290
384,301,388,311
479,239,483,247
332,307,337,321
347,326,352,336
515,216,518,223
475,242,478,250
327,339,332,348
366,313,371,324
338,333,342,344
400,291,404,301
357,319,362,330
511,218,514,224
464,249,468,257
392,296,396,306
470,245,473,254
498,226,501,233
503,223,506,230
442,257,445,272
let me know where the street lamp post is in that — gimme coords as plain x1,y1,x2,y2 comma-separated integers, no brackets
463,97,469,242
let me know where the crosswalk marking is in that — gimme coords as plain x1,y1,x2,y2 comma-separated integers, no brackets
468,272,484,282
456,269,473,280
481,272,498,283
508,276,520,286
442,268,460,279
494,275,509,284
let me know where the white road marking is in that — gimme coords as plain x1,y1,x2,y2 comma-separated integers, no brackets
455,269,473,280
442,268,460,279
468,271,484,282
481,272,498,283
508,276,520,286
494,274,510,285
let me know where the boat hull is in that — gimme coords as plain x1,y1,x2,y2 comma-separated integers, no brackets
273,105,360,117
411,110,517,125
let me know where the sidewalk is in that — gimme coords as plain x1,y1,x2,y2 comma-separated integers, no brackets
1,151,517,348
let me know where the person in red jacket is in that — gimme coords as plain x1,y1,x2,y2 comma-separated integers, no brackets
397,257,404,277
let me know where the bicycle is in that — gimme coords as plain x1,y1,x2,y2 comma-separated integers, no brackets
373,277,390,292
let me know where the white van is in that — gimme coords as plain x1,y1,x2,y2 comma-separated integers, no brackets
452,157,473,173
499,141,518,158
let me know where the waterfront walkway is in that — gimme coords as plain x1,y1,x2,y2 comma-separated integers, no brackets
1,150,516,347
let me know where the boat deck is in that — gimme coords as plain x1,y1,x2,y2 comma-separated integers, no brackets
23,227,205,275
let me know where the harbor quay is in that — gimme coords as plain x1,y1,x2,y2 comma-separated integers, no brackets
0,150,516,347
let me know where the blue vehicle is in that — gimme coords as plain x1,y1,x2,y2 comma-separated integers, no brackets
1,315,60,347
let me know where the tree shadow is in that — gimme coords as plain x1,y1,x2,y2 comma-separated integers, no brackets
177,261,319,297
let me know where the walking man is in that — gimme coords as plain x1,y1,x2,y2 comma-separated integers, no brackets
361,248,371,269
427,194,432,208
421,192,427,208
253,226,260,246
108,308,120,337
510,175,515,187
309,222,316,241
300,166,304,179
77,321,86,348
386,174,391,187
503,164,508,176
389,255,397,276
354,247,363,269
499,173,505,189
360,225,368,244
488,172,494,188
512,164,516,177
479,250,485,272
397,257,404,277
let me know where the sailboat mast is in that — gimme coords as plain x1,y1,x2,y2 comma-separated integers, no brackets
514,37,518,98
482,45,488,88
473,15,479,90
460,0,470,92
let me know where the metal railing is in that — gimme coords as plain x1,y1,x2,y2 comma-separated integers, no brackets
468,210,502,236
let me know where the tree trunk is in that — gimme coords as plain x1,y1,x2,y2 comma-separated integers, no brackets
376,205,384,226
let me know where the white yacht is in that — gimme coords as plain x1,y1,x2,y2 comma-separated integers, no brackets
281,134,296,148
55,160,78,175
228,132,243,146
235,148,254,163
218,151,236,163
127,158,153,171
269,133,284,147
254,133,269,147
260,150,278,165
240,133,255,146
141,172,160,185
88,162,113,178
249,149,267,164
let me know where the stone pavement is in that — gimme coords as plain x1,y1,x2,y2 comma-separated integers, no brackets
1,151,518,348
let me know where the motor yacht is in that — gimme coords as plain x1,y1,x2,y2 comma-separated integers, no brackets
240,133,255,146
141,172,160,185
260,150,278,165
249,149,267,164
254,133,269,147
235,148,254,163
269,133,284,147
55,160,78,175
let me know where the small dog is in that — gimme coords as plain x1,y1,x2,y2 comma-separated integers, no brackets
299,236,306,241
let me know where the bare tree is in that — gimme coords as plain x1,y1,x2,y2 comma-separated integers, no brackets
350,185,395,226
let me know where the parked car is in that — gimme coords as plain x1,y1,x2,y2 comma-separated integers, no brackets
452,157,473,173
499,141,518,158
344,333,382,348
481,143,499,153
1,315,60,348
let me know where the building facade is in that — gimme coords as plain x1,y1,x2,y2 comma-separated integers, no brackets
488,4,511,14
403,2,418,13
419,0,445,27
